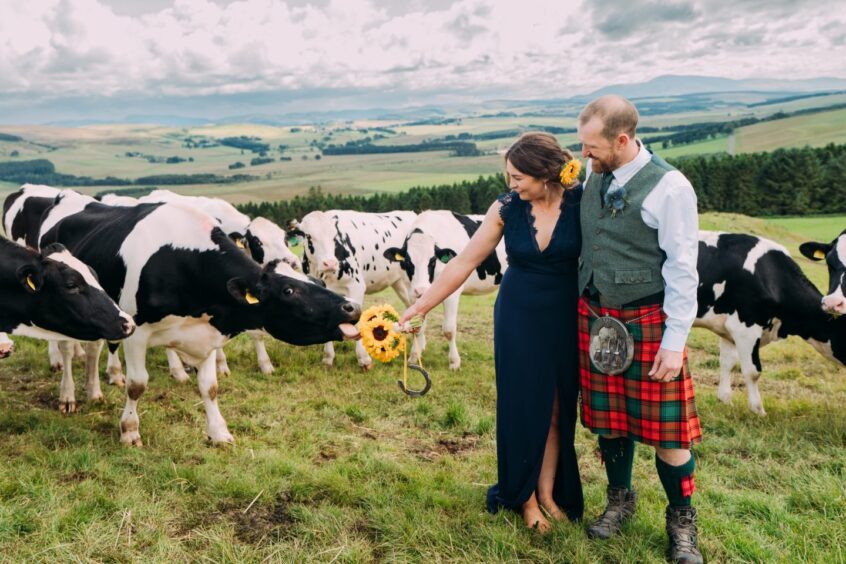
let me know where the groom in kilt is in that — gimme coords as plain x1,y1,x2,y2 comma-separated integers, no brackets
576,96,703,564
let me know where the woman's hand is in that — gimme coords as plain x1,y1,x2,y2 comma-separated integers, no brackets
399,302,425,331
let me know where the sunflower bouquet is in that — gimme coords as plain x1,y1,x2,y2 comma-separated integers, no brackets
559,158,582,185
359,304,407,362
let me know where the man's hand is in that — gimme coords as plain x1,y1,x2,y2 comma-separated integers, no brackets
648,348,684,382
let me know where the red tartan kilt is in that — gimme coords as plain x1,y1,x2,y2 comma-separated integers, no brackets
578,295,702,449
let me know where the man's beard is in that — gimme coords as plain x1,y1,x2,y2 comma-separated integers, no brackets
592,152,621,173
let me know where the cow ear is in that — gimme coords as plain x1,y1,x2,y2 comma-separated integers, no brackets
226,277,261,305
384,247,404,263
434,247,457,264
799,242,831,261
16,264,43,294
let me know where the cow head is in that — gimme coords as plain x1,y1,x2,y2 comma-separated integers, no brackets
385,229,456,299
800,229,846,315
8,243,135,342
245,217,302,271
298,211,344,275
226,261,360,345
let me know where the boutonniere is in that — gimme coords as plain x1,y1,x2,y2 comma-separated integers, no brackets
603,185,629,217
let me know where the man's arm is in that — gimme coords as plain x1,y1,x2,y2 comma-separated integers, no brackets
642,171,699,380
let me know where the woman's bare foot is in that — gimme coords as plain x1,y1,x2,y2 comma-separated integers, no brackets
538,497,566,521
522,503,552,533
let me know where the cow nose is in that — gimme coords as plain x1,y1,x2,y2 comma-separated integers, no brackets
321,258,339,271
822,294,846,314
122,318,136,337
342,301,360,318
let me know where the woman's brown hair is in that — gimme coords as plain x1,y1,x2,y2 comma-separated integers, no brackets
504,132,577,189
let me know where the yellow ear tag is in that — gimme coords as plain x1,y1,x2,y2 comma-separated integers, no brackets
394,253,404,261
26,275,36,291
814,250,827,259
245,291,260,304
236,239,247,249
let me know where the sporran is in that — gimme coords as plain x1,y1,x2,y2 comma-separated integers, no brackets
588,315,634,375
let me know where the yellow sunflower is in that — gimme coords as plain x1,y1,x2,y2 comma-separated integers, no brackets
559,158,582,185
359,304,406,363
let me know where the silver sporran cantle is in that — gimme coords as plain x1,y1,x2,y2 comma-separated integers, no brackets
589,315,634,375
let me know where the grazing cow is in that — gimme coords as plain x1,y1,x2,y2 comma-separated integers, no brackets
37,191,360,444
139,189,251,245
694,231,846,415
384,210,506,369
800,229,846,316
0,236,134,350
294,210,416,368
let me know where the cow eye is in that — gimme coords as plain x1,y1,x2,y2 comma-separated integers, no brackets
283,287,294,296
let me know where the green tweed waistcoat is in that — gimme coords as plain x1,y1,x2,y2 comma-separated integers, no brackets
578,153,676,305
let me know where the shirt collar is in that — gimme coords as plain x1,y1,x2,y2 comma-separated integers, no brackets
610,139,650,186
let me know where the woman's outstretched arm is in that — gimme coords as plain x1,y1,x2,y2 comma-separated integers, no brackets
399,201,505,325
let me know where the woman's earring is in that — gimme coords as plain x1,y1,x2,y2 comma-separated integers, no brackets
544,182,548,192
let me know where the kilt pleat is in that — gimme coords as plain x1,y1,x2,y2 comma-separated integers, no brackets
578,295,702,449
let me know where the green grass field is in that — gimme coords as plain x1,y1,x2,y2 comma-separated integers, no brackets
0,213,844,561
735,107,846,153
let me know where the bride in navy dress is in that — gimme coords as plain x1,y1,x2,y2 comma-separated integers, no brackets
400,132,583,532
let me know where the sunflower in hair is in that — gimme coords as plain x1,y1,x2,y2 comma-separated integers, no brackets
359,304,406,363
559,158,582,185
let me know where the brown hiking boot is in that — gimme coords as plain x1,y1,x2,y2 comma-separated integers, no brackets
586,486,637,539
666,505,703,563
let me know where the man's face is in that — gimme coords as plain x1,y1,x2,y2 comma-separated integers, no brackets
578,117,620,174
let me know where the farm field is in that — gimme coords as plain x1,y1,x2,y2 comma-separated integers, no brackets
0,213,844,561
2,99,845,205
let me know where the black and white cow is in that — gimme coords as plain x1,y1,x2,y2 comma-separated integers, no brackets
694,231,846,415
0,237,135,364
384,210,506,370
139,189,251,244
295,210,416,368
37,190,360,445
800,229,846,316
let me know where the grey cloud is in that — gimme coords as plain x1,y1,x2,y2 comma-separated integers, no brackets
592,0,699,39
446,13,488,42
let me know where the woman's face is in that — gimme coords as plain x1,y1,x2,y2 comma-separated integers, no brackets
505,160,546,201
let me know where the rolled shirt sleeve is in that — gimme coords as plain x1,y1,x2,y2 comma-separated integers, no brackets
641,171,699,352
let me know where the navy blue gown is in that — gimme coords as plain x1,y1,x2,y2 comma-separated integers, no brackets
486,186,584,522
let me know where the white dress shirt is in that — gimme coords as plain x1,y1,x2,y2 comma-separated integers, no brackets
585,142,699,352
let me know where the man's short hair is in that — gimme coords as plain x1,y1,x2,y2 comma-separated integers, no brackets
578,96,639,141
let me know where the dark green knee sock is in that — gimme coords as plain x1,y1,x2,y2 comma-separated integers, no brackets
656,452,696,507
599,436,635,489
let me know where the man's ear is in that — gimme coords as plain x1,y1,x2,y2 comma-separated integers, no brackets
799,241,831,262
384,247,404,263
226,277,261,305
434,247,457,264
16,264,43,294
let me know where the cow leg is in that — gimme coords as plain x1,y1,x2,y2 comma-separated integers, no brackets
349,288,373,370
74,342,86,360
443,293,461,370
120,335,151,446
733,333,766,416
57,340,77,414
0,333,13,358
196,350,234,445
106,343,125,387
717,338,738,405
251,331,274,374
322,341,336,367
84,340,105,402
215,348,231,377
48,340,63,371
166,348,191,383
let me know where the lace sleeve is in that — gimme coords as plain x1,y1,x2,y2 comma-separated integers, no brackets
496,191,516,222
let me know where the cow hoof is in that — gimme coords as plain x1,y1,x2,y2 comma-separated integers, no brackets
88,392,105,403
120,432,143,447
449,362,461,371
322,358,335,367
110,376,126,388
217,368,231,377
717,390,732,405
208,432,235,445
751,405,767,417
259,361,274,375
360,362,373,372
51,363,64,372
59,401,77,414
170,369,190,384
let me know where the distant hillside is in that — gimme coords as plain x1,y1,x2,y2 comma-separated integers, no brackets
585,75,846,99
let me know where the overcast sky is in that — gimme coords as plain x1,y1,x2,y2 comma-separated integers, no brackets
1,0,844,121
